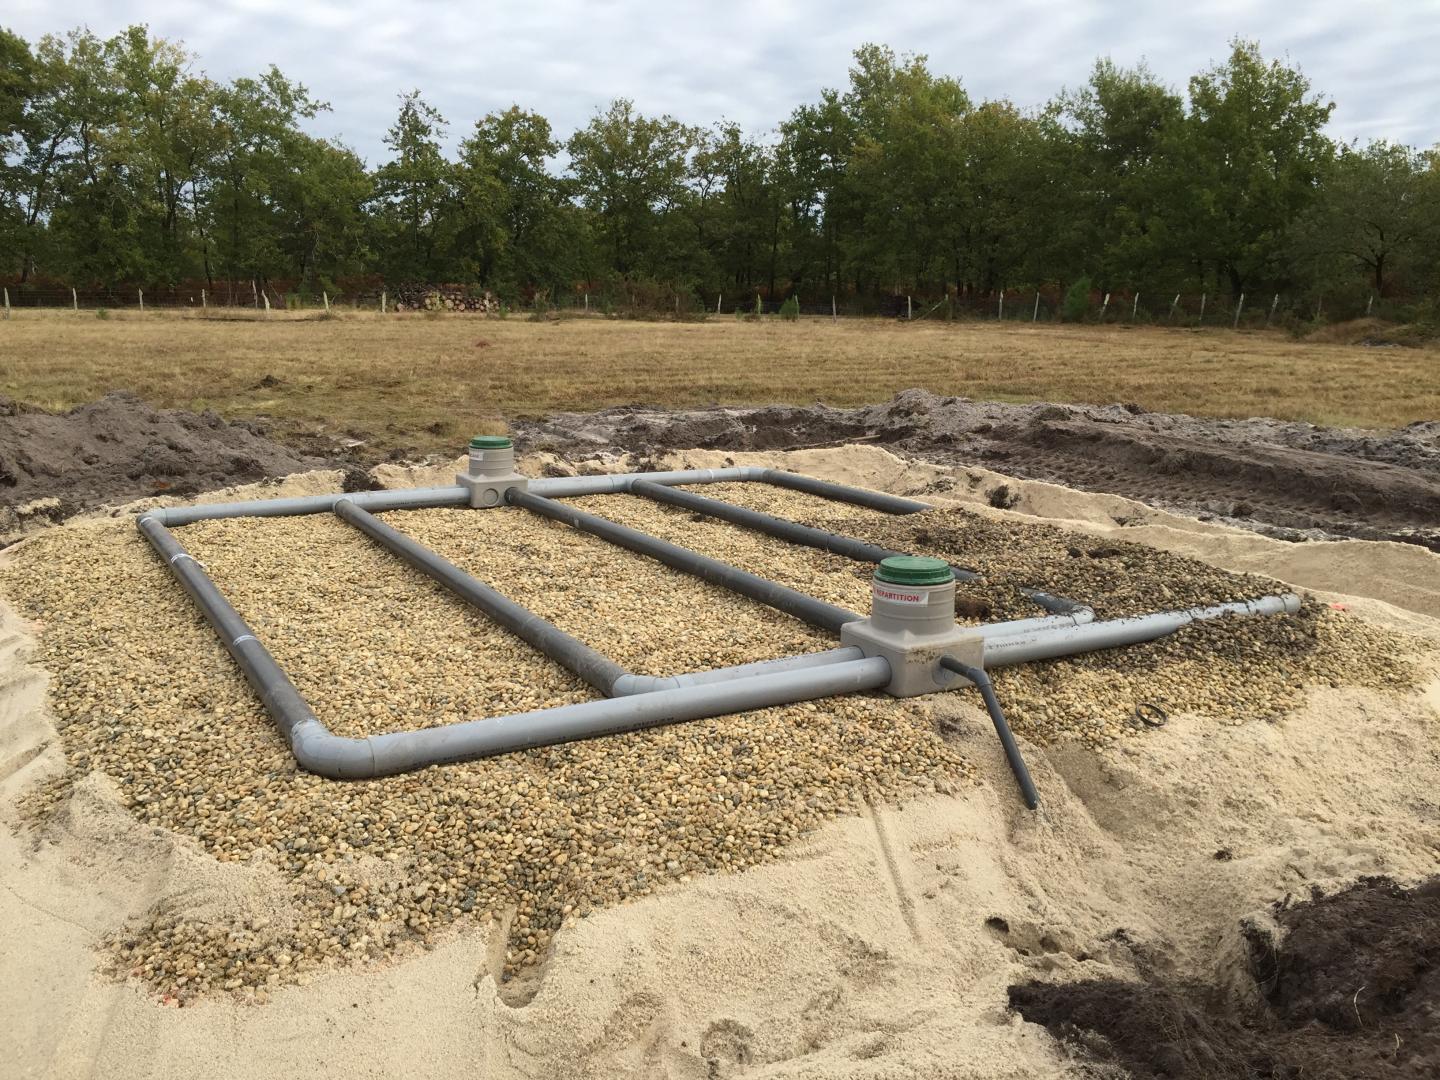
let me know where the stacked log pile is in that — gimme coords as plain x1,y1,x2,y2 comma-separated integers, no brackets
390,285,498,313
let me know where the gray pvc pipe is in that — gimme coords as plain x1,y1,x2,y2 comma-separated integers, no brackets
355,656,892,777
137,513,331,754
758,469,931,513
974,610,1096,639
631,478,901,560
530,467,763,497
146,485,470,526
530,467,930,512
333,498,629,695
612,646,866,695
508,488,863,634
143,466,929,525
982,594,1302,667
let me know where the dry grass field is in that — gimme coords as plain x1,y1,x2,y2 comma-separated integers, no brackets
2,309,1435,456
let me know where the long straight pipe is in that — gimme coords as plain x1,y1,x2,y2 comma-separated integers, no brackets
508,488,862,634
145,466,930,526
628,479,983,582
359,656,892,776
333,498,629,695
982,594,1302,667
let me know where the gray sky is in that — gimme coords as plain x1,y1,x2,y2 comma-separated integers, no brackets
9,1,1440,164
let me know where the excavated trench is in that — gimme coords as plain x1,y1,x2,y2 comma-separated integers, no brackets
1009,876,1440,1079
514,390,1440,550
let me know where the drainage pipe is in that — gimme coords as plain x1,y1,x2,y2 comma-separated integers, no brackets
356,656,892,777
758,469,930,514
508,489,862,634
530,466,762,498
134,514,367,769
531,467,930,513
333,498,628,695
974,610,1096,639
146,485,470,527
612,646,867,696
628,480,984,583
982,594,1302,668
939,657,1039,810
624,482,1108,622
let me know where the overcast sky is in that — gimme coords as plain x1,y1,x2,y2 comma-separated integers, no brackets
8,1,1440,164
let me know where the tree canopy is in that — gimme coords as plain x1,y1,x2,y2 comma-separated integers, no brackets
2,26,1436,307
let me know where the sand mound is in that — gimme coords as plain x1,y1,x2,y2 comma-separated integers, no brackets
2,448,1437,1079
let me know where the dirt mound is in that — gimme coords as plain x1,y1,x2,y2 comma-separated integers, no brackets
514,389,1440,547
1009,876,1440,1079
0,392,326,538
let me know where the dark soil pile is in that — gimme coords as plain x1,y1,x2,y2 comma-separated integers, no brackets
1009,877,1440,1078
0,392,328,535
514,389,1440,548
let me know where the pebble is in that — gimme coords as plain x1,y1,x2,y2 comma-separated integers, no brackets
0,486,1423,1003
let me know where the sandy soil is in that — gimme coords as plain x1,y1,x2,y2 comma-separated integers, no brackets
3,447,1438,1079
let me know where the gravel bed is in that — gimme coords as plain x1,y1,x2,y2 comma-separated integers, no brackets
0,487,1423,1003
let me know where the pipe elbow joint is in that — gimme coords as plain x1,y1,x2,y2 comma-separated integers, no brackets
289,718,378,779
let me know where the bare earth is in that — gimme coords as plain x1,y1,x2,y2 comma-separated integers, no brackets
2,447,1437,1079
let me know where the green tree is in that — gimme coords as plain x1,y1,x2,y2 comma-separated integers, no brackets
566,98,696,278
1294,140,1440,296
371,90,455,280
1172,40,1334,294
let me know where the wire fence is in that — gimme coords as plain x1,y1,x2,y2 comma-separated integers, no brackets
0,278,1427,329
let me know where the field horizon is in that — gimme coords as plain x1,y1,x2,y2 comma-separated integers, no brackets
2,310,1434,460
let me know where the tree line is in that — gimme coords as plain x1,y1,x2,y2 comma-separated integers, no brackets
3,25,1438,311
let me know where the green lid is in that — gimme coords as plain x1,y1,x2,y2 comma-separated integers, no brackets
469,435,513,449
875,555,953,586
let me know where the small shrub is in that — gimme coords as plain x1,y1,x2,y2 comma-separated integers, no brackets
779,296,800,321
95,307,108,320
1061,277,1092,322
754,294,764,317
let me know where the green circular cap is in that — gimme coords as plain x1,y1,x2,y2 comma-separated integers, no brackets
876,555,953,586
469,435,512,449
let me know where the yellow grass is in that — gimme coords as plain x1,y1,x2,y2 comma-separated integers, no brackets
2,309,1435,456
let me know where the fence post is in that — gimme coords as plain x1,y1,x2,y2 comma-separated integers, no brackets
1233,293,1245,329
381,290,387,314
1199,293,1206,323
72,287,78,311
322,290,330,313
1366,294,1374,316
201,288,207,310
1315,295,1323,320
1033,291,1040,322
715,293,720,315
1100,292,1110,319
1169,293,1180,320
1132,293,1140,319
138,288,144,312
998,289,1005,320
907,295,912,321
3,287,9,320
262,292,270,315
1266,293,1279,327
832,295,837,321
252,279,258,308
585,292,590,313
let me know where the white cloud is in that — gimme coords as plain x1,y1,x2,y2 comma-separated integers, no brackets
9,0,1438,162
